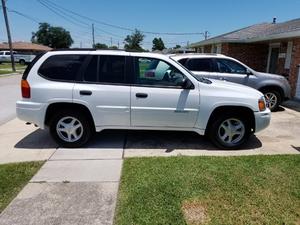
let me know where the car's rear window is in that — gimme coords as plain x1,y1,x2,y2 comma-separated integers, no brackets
38,54,86,81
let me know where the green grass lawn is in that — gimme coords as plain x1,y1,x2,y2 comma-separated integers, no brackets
0,70,14,75
0,161,44,213
115,155,300,225
0,63,26,75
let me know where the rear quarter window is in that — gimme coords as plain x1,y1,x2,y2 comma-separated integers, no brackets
38,54,86,81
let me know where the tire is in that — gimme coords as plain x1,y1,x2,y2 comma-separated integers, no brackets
207,113,251,150
19,59,25,65
49,109,93,148
263,90,281,112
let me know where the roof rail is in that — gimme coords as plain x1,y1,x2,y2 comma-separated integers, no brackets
173,53,224,56
50,48,147,52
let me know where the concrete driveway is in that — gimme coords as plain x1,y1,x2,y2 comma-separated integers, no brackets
0,74,21,125
0,102,299,164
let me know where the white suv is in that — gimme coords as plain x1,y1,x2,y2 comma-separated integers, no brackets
16,50,271,149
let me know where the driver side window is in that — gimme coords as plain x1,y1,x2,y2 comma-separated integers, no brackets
135,57,185,87
216,59,247,74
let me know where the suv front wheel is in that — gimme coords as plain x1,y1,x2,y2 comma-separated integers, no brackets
49,109,93,148
208,114,250,149
263,90,281,111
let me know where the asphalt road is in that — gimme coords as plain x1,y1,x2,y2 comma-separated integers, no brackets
0,74,21,125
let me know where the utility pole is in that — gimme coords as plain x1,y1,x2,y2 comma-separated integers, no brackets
110,37,112,47
1,0,16,72
92,23,95,48
118,41,120,49
204,31,209,40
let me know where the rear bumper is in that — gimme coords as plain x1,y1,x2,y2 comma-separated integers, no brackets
254,109,271,133
16,101,47,129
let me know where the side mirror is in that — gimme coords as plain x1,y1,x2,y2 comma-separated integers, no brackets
246,69,253,76
180,78,194,89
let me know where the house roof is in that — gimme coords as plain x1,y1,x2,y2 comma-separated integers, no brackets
191,18,300,47
0,41,52,51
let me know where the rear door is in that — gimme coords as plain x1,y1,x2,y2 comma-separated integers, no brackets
183,58,219,80
130,57,199,128
73,54,131,127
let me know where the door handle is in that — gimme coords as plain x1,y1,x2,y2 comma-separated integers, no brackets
79,90,92,96
136,93,148,98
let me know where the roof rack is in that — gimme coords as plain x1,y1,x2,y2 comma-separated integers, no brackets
50,48,150,53
172,53,225,57
50,48,127,52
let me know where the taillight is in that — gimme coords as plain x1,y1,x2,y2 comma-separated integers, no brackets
21,79,30,98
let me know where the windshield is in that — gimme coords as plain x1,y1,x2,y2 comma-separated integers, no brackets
169,57,212,84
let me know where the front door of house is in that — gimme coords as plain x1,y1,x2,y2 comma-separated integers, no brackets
268,47,279,74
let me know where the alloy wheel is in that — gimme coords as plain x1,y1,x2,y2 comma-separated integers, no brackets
264,92,278,110
218,118,245,144
56,116,83,142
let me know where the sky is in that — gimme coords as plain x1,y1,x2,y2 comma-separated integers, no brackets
1,0,300,50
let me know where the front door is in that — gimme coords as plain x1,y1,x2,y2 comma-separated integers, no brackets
268,47,279,74
214,58,257,88
131,57,199,128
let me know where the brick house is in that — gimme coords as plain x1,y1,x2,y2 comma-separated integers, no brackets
190,18,300,98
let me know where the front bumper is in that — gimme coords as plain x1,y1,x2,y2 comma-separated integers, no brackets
16,101,47,129
254,108,271,133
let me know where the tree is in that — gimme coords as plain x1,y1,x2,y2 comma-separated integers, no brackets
109,45,119,50
152,37,165,51
173,44,181,49
31,23,73,49
94,43,108,49
124,29,145,51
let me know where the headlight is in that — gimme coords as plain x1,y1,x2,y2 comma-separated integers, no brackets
258,97,266,111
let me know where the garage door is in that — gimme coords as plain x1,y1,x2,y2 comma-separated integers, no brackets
296,66,300,99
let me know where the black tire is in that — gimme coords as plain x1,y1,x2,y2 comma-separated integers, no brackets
207,113,251,150
19,59,25,65
49,109,93,148
263,90,281,112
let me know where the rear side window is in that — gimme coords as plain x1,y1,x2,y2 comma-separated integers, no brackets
178,58,188,66
186,58,214,72
82,55,126,84
99,55,126,83
84,56,98,82
38,55,86,81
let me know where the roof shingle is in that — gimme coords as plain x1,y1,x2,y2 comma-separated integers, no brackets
0,41,52,51
191,18,300,47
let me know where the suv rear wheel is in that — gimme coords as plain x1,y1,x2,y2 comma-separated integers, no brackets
49,109,93,148
208,113,250,149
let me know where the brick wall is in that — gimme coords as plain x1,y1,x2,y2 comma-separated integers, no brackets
289,38,300,96
203,45,212,53
221,43,269,72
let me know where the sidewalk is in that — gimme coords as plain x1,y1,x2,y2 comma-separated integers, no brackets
0,130,125,225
